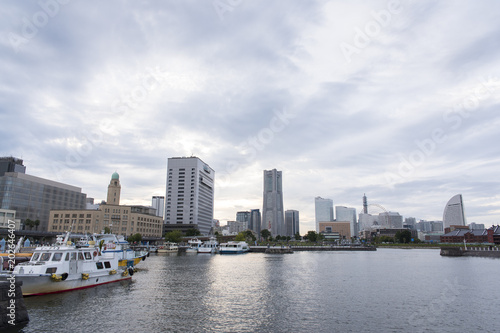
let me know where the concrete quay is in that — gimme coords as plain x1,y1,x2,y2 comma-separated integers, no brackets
250,245,376,253
440,247,500,258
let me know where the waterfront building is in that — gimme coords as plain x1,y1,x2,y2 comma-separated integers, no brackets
336,206,357,237
440,229,488,243
319,221,351,240
47,172,162,238
443,194,466,228
378,212,403,229
285,210,299,237
315,197,333,233
0,157,87,231
0,209,22,230
152,196,165,218
164,157,215,235
469,222,485,230
249,209,261,236
262,169,285,237
487,225,500,244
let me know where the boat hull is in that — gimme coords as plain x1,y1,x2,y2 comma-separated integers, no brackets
7,271,131,296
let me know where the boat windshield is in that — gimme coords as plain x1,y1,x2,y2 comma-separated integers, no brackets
31,252,40,262
52,253,63,261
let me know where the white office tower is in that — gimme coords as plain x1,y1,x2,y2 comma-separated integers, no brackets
262,169,285,237
378,212,403,229
335,206,357,237
443,194,466,229
152,196,165,218
165,157,215,235
315,197,333,233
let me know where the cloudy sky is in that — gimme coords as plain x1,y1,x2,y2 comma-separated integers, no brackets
1,0,500,232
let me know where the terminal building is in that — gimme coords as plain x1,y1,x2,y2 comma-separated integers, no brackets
0,157,87,231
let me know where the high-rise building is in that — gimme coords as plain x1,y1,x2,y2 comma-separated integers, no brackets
262,169,284,237
335,206,357,237
315,197,333,233
249,209,261,236
443,194,466,228
0,157,87,231
285,209,299,237
152,196,165,218
0,157,26,176
236,211,250,224
164,157,215,235
378,212,403,229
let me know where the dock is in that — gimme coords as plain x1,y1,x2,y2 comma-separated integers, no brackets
440,246,500,258
250,245,376,253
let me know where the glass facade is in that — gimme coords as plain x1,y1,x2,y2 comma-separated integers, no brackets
0,173,86,231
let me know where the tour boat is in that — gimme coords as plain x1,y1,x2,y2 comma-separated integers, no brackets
219,241,249,254
0,232,132,296
186,238,202,253
197,237,219,254
158,242,178,253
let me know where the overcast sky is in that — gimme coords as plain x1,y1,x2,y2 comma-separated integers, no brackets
1,0,500,232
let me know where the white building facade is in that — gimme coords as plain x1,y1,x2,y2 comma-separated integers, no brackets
315,197,333,233
164,157,215,235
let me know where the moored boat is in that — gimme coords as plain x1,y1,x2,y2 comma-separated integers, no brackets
158,242,178,253
0,232,132,296
198,237,218,254
219,241,249,254
95,233,148,268
186,238,202,253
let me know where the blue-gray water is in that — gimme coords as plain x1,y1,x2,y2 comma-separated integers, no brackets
12,249,500,332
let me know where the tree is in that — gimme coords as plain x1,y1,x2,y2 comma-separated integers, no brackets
128,233,142,243
104,227,111,234
294,232,301,241
34,219,40,230
165,230,183,243
244,230,256,242
234,231,246,241
261,229,271,241
24,218,34,230
275,235,281,241
186,228,201,236
306,231,318,243
395,230,412,244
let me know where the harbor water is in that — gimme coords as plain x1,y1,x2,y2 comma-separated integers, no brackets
11,249,500,332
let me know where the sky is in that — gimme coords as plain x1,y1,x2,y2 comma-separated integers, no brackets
1,0,500,232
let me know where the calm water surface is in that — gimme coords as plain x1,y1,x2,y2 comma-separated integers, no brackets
11,249,500,332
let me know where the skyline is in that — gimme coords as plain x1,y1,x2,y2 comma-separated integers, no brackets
2,1,500,232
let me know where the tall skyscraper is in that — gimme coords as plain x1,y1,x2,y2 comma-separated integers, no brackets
164,157,215,235
152,196,165,218
249,209,261,236
285,209,300,237
335,206,357,237
262,169,284,237
315,197,333,233
443,194,466,228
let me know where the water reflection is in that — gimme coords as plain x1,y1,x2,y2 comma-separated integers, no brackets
13,250,500,333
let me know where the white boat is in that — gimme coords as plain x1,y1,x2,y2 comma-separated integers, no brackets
0,232,132,296
94,233,148,268
198,237,219,254
158,242,178,253
219,241,249,254
186,238,202,253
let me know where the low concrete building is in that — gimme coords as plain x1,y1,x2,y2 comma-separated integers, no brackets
319,221,351,240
